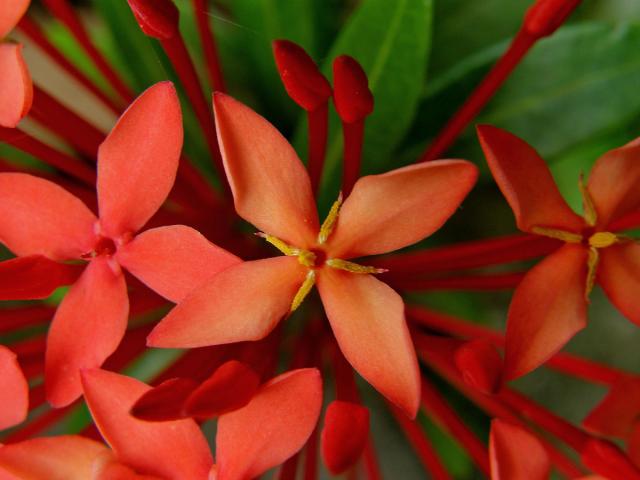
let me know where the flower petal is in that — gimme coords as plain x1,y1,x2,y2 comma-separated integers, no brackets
587,137,640,229
329,161,478,258
477,125,584,233
0,255,82,300
0,435,109,480
582,377,640,439
81,368,213,480
213,93,319,247
215,368,322,480
490,419,550,480
117,225,241,303
0,345,28,430
130,377,198,422
45,258,129,407
317,269,420,417
147,256,307,348
93,458,164,480
454,339,503,395
0,43,32,128
0,0,29,38
597,243,640,326
503,243,588,381
0,173,97,260
98,82,183,238
321,401,370,474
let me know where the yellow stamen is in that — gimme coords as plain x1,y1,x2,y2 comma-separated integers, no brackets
586,247,599,301
326,258,387,274
297,250,316,267
588,231,619,249
290,270,316,312
579,173,597,227
318,193,343,244
531,226,582,243
257,233,298,256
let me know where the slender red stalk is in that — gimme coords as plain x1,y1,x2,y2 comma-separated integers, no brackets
0,306,53,334
341,120,365,196
191,0,226,92
387,271,524,291
18,16,123,114
304,426,320,480
420,377,490,475
308,103,329,196
42,0,134,103
363,440,383,480
0,127,96,185
3,404,76,443
279,455,300,480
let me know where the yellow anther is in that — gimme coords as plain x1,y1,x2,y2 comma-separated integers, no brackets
297,250,316,267
585,247,599,301
318,193,343,244
588,231,619,249
579,173,597,227
290,270,316,312
531,226,582,243
326,258,387,274
257,233,298,256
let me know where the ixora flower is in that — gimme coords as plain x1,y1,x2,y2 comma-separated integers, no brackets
148,92,479,417
0,345,28,430
0,82,239,408
0,0,32,127
478,125,640,381
0,367,322,480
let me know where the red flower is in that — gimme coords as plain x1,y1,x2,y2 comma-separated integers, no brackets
478,125,640,381
0,82,239,407
0,345,28,430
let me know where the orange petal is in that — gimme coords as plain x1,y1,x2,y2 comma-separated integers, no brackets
130,377,198,422
582,377,640,439
98,82,183,238
503,243,588,381
117,225,241,303
148,256,307,348
328,161,478,258
213,93,319,247
45,258,129,407
489,419,551,480
93,458,164,480
0,345,28,430
598,243,640,326
215,368,322,480
0,43,32,128
317,268,420,417
477,125,584,233
587,137,640,229
321,401,370,474
0,0,29,38
0,255,82,300
0,173,97,260
82,369,213,479
0,435,110,480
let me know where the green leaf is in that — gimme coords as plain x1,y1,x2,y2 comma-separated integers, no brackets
315,0,433,210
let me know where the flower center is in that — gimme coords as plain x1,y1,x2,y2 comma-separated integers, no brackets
81,236,117,259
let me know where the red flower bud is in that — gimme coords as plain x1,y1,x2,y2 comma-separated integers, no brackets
321,401,370,474
332,55,374,124
454,339,503,394
127,0,180,40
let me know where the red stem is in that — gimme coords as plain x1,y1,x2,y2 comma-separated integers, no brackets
0,306,53,334
387,271,524,291
304,425,320,480
342,120,365,196
308,103,329,197
42,0,134,103
191,0,226,92
363,439,383,480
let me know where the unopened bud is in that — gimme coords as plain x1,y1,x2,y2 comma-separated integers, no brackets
332,55,374,124
127,0,180,40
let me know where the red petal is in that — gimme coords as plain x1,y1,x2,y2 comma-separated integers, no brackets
321,401,370,474
332,55,374,124
273,40,332,111
582,377,640,439
126,0,179,40
0,255,82,300
215,368,322,480
477,125,584,233
0,0,29,38
317,269,420,417
148,257,307,348
117,225,241,303
98,82,183,238
0,173,97,260
581,438,640,480
329,161,477,258
0,43,32,128
45,258,129,407
490,419,551,480
184,360,260,418
454,339,503,394
587,136,640,230
596,243,640,326
81,369,213,479
0,345,28,430
0,435,110,480
213,93,319,247
130,377,198,422
94,458,163,480
504,244,588,381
